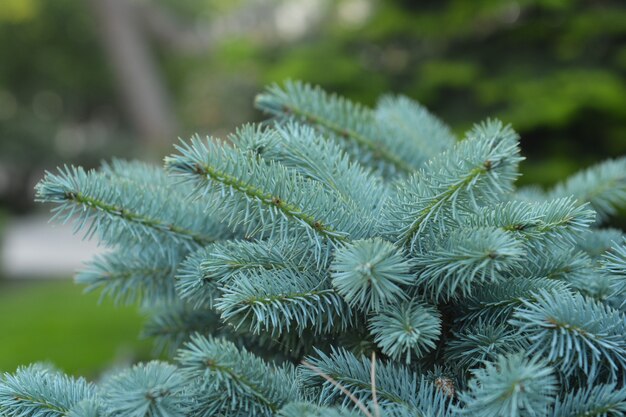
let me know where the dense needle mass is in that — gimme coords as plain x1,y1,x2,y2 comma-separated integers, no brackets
2,82,626,417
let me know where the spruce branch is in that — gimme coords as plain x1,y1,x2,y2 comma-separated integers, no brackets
174,245,222,309
445,321,528,371
384,119,523,248
511,247,593,283
331,239,414,312
458,353,557,417
35,165,225,248
468,197,595,247
511,289,626,379
368,300,442,363
278,402,364,417
603,239,626,306
375,94,457,168
76,244,182,307
460,278,570,322
300,348,455,416
300,361,374,417
0,364,96,417
175,238,320,309
201,238,319,282
413,227,524,301
233,122,387,223
605,238,626,278
255,80,414,175
165,136,370,260
176,335,299,415
550,384,626,417
578,229,625,259
101,361,184,417
216,269,352,336
67,399,103,417
550,156,626,222
141,305,225,355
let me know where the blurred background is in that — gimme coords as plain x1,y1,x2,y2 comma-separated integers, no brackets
0,0,624,376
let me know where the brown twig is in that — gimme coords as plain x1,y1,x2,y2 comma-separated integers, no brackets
370,352,381,417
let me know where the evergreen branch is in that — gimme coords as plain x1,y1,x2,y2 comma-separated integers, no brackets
176,237,323,310
35,165,226,248
255,80,414,175
232,122,387,223
278,403,363,417
176,335,299,415
603,239,626,306
101,361,184,417
458,353,557,417
413,228,525,301
0,364,96,417
165,136,370,260
375,94,457,168
216,269,352,336
445,321,528,371
301,348,411,407
468,197,595,247
67,399,103,417
300,361,375,417
550,156,626,222
566,270,617,302
536,198,595,238
384,119,523,248
578,229,625,259
368,300,442,363
76,244,182,307
331,239,414,313
510,289,626,379
100,159,173,189
174,245,222,309
508,248,611,299
604,238,626,278
173,239,339,342
141,305,225,356
460,277,570,322
24,80,626,417
202,238,318,281
550,384,626,417
300,348,456,416
510,246,593,282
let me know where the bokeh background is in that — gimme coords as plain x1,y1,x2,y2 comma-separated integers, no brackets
1,0,625,376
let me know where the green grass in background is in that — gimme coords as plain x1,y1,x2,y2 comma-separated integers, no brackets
0,279,152,377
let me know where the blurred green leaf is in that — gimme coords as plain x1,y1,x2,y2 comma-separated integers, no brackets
0,280,151,376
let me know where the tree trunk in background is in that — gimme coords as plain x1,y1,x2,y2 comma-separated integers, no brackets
89,0,177,147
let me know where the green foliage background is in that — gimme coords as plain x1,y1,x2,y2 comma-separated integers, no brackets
1,0,624,201
0,281,150,375
256,0,626,186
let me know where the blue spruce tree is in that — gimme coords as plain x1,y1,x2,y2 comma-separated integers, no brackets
2,81,626,416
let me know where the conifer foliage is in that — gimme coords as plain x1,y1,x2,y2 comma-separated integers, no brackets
3,80,626,416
